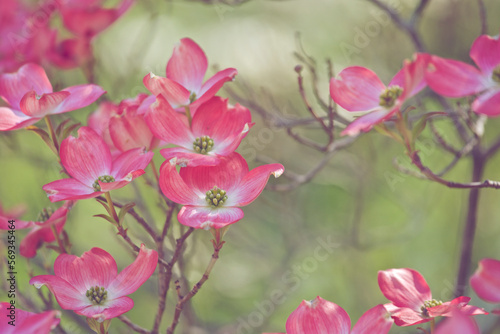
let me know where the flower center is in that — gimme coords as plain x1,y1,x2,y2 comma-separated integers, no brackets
193,136,214,154
189,92,197,104
492,65,500,83
37,207,54,222
379,85,403,108
85,286,108,305
205,186,228,208
420,299,443,317
93,175,115,192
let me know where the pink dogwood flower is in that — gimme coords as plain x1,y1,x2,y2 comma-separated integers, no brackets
435,309,480,334
470,258,500,304
159,152,283,229
43,126,153,202
0,63,105,131
378,268,487,327
0,201,30,229
330,54,427,136
18,202,72,258
264,296,392,334
146,95,252,166
0,302,60,334
29,244,158,322
142,38,237,113
425,32,500,116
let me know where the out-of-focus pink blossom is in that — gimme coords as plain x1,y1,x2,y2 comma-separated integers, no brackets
425,32,500,116
0,63,105,131
330,54,427,136
159,152,283,229
470,258,500,304
0,302,60,334
435,309,480,334
30,244,158,322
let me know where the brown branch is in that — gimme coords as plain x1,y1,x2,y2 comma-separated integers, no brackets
118,315,150,334
476,0,488,35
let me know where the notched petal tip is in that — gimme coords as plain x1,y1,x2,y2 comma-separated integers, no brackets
272,167,284,178
200,221,214,230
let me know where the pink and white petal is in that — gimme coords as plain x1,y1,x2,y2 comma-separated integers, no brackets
54,248,118,292
76,296,134,321
20,90,70,117
0,63,52,109
160,148,221,167
330,66,385,112
389,307,429,327
99,170,145,192
0,107,38,131
159,158,202,205
285,296,351,334
143,73,191,107
351,304,393,334
471,258,500,303
429,296,487,317
435,311,480,334
60,126,112,184
472,89,500,116
177,206,244,229
179,152,250,195
215,123,253,156
426,56,488,97
43,178,97,202
108,244,158,297
470,34,500,74
340,108,391,136
110,148,153,180
166,38,208,93
390,53,429,99
378,268,432,311
191,96,228,137
144,94,194,146
16,309,61,334
51,84,106,114
109,113,155,152
136,94,155,115
29,275,90,310
196,68,238,106
231,162,284,206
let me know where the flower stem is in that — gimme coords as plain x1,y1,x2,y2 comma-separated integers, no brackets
50,224,66,254
430,318,436,334
104,192,120,226
44,116,59,153
150,159,160,184
184,106,192,128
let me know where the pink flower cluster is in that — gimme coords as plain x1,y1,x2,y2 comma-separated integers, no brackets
330,30,500,135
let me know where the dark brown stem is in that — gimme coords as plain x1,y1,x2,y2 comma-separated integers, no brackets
50,224,67,254
118,315,150,334
476,0,488,35
454,147,485,297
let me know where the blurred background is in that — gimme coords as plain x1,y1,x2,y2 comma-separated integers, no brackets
2,0,500,333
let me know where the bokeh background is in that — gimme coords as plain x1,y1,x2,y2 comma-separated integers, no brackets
2,0,500,333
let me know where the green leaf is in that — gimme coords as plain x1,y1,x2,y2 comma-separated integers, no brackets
93,214,117,226
55,119,71,138
373,123,404,144
26,126,58,155
61,122,81,142
118,203,136,225
412,112,447,141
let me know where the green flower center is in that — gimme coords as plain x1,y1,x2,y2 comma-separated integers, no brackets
420,299,443,317
93,175,115,192
86,286,108,305
205,186,228,208
492,65,500,83
379,85,403,108
37,207,54,222
193,136,214,154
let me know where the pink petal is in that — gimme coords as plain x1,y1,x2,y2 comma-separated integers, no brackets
351,304,393,334
378,268,432,311
110,147,153,180
159,158,202,205
60,126,112,185
425,55,487,97
143,73,191,107
53,248,118,293
285,296,351,334
388,306,429,327
52,84,106,114
108,244,158,297
470,34,500,74
109,112,156,152
20,90,70,117
0,107,38,131
330,66,385,112
472,88,500,116
435,311,480,334
390,53,428,99
471,258,500,303
75,296,134,321
231,162,284,206
144,94,194,146
196,68,238,106
341,108,391,136
177,206,244,229
179,152,250,197
0,63,52,109
166,38,208,93
0,303,60,334
99,172,145,193
43,178,97,202
29,275,90,310
191,97,252,155
160,148,221,167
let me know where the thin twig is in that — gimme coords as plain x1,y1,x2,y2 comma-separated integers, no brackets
476,0,488,35
118,315,150,334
